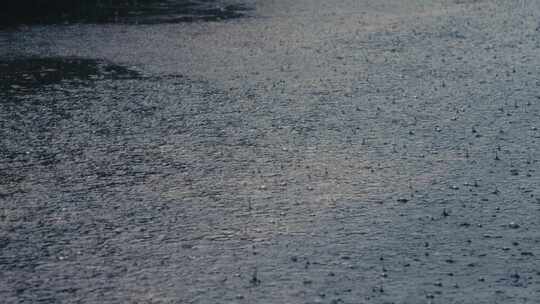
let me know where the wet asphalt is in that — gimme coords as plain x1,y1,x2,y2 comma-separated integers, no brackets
1,0,540,303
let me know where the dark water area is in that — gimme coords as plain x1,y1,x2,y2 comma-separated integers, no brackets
0,58,141,96
0,0,251,27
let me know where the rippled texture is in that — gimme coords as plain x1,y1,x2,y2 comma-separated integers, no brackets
1,0,540,303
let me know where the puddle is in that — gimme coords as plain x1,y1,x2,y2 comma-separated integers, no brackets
0,57,140,95
0,0,252,27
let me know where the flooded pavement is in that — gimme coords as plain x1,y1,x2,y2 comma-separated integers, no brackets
1,0,540,303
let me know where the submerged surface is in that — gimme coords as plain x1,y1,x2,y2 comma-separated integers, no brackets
0,57,140,93
1,0,540,303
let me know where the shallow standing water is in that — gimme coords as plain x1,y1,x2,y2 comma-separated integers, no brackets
1,0,540,303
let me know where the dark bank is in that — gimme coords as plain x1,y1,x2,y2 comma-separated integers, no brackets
0,0,251,27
